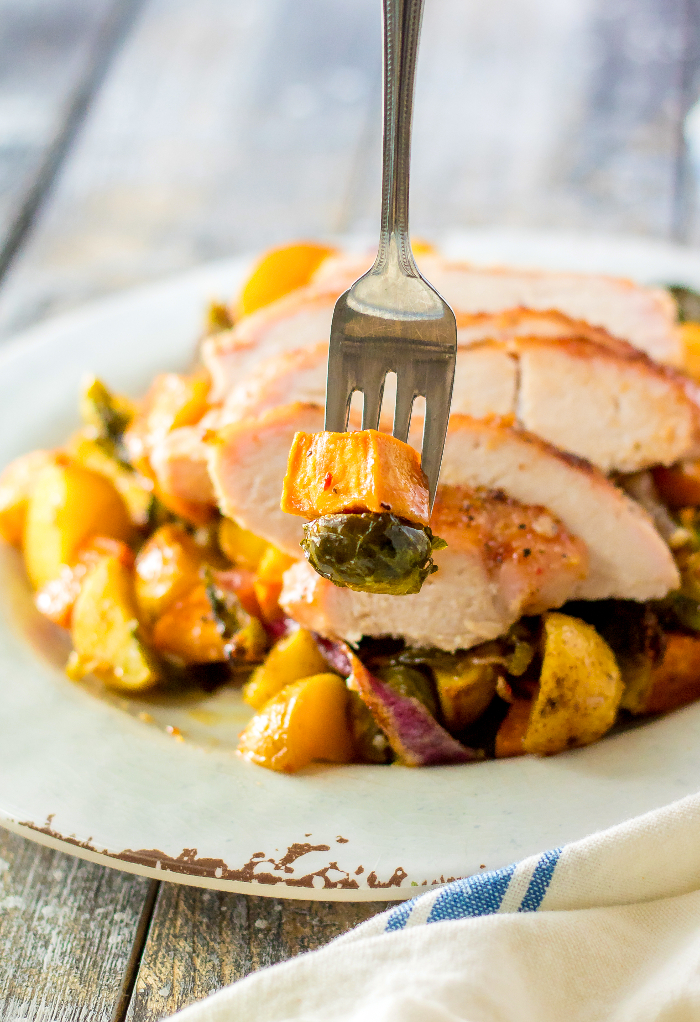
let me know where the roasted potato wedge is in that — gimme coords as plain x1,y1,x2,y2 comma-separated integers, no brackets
69,435,153,527
238,672,354,772
36,536,133,628
218,518,268,570
68,555,159,691
522,612,622,755
0,450,56,545
23,461,133,589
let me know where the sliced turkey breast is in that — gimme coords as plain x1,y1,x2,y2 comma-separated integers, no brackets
214,335,700,473
311,253,681,365
208,403,325,555
223,343,329,422
202,289,336,401
208,402,679,605
439,415,678,601
280,485,588,651
513,337,700,472
149,426,216,506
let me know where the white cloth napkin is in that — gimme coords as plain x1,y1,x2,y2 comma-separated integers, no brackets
171,792,700,1022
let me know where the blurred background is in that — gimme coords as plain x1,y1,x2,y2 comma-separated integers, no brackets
0,0,699,337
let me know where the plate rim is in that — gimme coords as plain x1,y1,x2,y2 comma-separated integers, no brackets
3,227,700,901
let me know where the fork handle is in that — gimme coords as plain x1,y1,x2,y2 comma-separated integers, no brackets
378,0,424,276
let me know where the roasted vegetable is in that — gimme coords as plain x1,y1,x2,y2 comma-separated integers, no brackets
205,576,267,661
152,581,265,665
206,301,234,333
347,649,480,766
522,612,622,755
218,518,268,570
68,555,160,691
680,321,700,381
243,627,329,710
69,435,153,526
669,285,700,323
431,656,499,733
238,672,354,772
641,632,700,714
0,450,55,545
282,429,430,527
494,699,533,758
301,512,446,596
134,524,204,624
36,536,134,628
237,242,336,317
375,664,439,719
567,600,664,714
252,545,297,622
122,371,210,480
347,690,392,763
23,461,133,589
79,376,134,450
652,462,700,510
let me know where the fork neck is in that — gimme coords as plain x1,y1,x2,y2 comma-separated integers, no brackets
375,0,424,279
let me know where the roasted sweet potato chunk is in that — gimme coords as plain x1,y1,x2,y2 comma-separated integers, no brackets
237,242,336,317
134,524,204,624
281,429,430,527
244,627,328,710
495,699,533,758
641,632,700,714
652,462,700,509
252,544,297,622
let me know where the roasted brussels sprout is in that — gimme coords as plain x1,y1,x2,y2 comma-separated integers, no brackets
375,663,439,718
668,284,700,323
300,512,446,595
79,376,133,451
347,690,392,764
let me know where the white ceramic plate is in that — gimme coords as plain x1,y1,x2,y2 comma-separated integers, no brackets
2,230,700,902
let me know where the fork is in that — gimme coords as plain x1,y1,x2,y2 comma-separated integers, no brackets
325,0,457,508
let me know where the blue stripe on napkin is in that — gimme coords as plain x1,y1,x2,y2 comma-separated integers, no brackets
426,864,516,923
383,847,562,932
518,848,561,912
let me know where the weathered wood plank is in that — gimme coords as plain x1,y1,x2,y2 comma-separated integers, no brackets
0,0,143,279
0,0,381,338
2,0,698,343
401,0,699,241
0,827,155,1022
126,885,390,1021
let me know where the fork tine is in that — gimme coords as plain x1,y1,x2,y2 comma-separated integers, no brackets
361,372,386,431
420,367,455,506
393,369,417,443
324,370,354,432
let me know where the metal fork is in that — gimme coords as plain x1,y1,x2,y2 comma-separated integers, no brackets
325,0,457,507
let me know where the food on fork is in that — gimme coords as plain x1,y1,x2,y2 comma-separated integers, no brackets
6,239,700,772
280,428,444,596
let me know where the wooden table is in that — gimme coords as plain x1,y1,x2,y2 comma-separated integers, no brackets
0,0,699,1017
